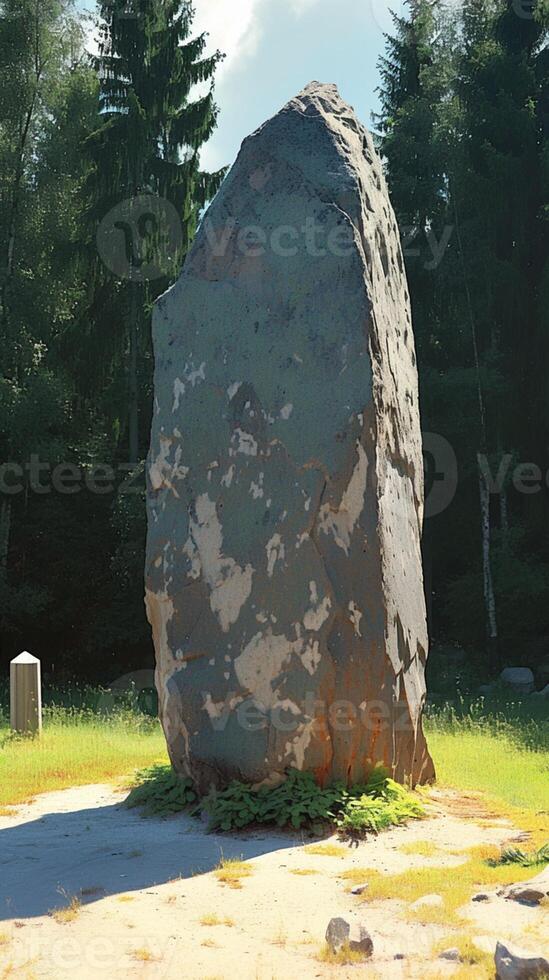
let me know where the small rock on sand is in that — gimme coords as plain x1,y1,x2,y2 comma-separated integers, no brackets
325,917,373,958
503,868,549,905
439,949,461,962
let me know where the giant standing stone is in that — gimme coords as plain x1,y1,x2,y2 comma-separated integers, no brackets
146,82,435,793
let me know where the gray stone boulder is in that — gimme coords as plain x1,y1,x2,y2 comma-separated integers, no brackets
503,867,549,905
146,81,434,792
500,667,535,694
537,658,549,687
495,940,549,979
325,916,373,957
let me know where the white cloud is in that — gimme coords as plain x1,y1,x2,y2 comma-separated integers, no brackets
192,0,265,72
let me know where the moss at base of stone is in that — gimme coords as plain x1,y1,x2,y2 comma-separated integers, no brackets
124,763,426,834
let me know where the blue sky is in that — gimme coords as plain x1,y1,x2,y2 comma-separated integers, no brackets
78,0,404,172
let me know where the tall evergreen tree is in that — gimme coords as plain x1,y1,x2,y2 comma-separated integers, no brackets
86,0,224,464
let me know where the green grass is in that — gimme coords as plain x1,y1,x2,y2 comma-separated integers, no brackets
425,697,549,844
0,691,166,808
428,729,548,811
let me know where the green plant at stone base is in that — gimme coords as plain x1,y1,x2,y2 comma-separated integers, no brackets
203,768,356,832
125,763,196,815
334,778,426,835
203,767,425,833
486,843,549,869
124,763,426,835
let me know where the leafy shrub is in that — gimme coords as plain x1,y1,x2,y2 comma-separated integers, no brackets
486,843,549,868
333,777,426,834
203,768,354,831
204,765,425,834
125,763,196,815
124,762,426,835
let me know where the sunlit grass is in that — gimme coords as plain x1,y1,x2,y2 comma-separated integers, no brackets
433,934,493,969
0,709,166,808
398,840,440,857
427,727,549,845
425,698,548,839
341,843,542,923
49,894,82,924
214,857,252,889
317,943,367,965
130,947,158,962
304,842,347,858
428,728,548,811
199,913,235,927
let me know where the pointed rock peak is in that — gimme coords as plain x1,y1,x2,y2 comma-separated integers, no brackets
286,81,355,118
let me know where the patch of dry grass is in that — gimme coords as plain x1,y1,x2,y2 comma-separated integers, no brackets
214,857,252,889
399,839,440,857
1,963,38,980
304,842,347,858
289,868,319,876
270,923,288,946
429,968,492,980
130,947,158,962
433,934,493,969
317,942,367,965
48,894,81,924
199,913,234,927
117,895,134,903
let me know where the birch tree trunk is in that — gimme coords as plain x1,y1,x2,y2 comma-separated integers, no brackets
478,453,498,671
0,499,12,584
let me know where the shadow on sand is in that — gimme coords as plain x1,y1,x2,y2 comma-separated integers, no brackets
0,787,302,920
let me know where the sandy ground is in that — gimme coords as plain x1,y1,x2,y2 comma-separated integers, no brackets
0,784,547,979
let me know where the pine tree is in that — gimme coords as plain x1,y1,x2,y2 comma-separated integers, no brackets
87,0,224,464
0,0,78,366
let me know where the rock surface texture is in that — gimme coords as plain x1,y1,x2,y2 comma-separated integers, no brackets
146,81,435,793
495,940,549,980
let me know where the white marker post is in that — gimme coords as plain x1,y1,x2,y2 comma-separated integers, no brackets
10,652,42,734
